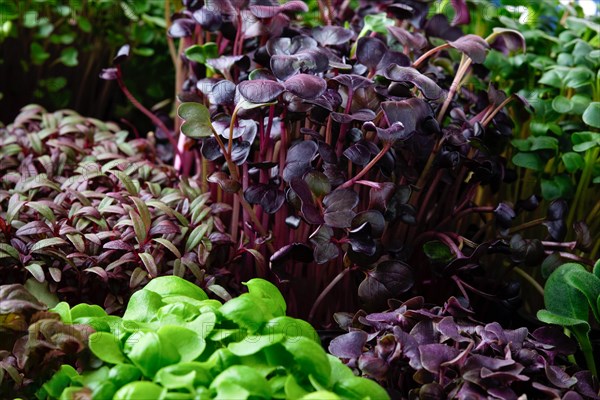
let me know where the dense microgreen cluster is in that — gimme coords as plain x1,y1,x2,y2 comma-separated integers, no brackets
39,276,389,400
0,105,228,312
0,284,93,399
482,5,600,259
114,0,595,326
330,295,599,399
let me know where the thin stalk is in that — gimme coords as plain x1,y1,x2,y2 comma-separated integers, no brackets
412,43,451,69
164,0,177,66
308,267,354,322
513,267,544,297
508,217,546,234
437,55,472,124
571,329,597,377
481,95,516,127
208,125,275,253
115,66,182,159
338,142,392,189
567,148,599,228
335,89,354,157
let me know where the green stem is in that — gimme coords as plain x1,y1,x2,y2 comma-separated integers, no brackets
567,148,599,228
572,328,597,377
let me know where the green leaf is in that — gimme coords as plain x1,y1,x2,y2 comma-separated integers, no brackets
157,326,206,362
210,365,271,399
282,337,331,387
59,47,78,67
333,376,391,400
107,364,142,388
139,252,158,277
423,241,454,263
537,309,590,329
220,295,272,332
89,332,127,364
262,316,320,343
551,96,573,114
24,279,59,308
31,237,67,252
572,131,600,152
0,243,19,260
228,334,284,356
50,302,72,324
562,152,585,172
30,42,50,65
328,355,355,384
583,102,600,128
512,152,545,171
178,102,213,138
185,43,218,64
131,196,152,233
155,362,212,389
541,175,573,200
594,259,600,279
244,278,287,317
302,391,342,399
565,268,600,323
70,303,107,321
130,210,148,244
543,263,589,321
114,382,164,400
109,170,139,195
185,223,210,252
153,238,182,258
144,276,208,301
77,16,92,32
511,139,531,151
127,332,181,378
362,13,395,35
570,94,591,115
529,136,559,151
25,263,45,282
39,365,79,398
123,290,164,322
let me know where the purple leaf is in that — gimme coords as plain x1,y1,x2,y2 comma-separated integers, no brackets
387,26,428,50
419,344,460,373
425,14,463,41
356,37,386,70
448,35,489,64
384,65,445,100
113,44,130,65
329,331,368,358
290,178,325,224
283,141,318,182
192,7,222,31
238,80,285,103
103,240,134,251
168,18,197,38
451,0,470,25
312,26,354,46
209,80,236,105
249,1,308,18
99,67,118,80
358,260,414,306
284,74,327,100
244,184,285,214
332,74,373,91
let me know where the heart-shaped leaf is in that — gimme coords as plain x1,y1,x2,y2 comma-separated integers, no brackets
178,102,213,138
